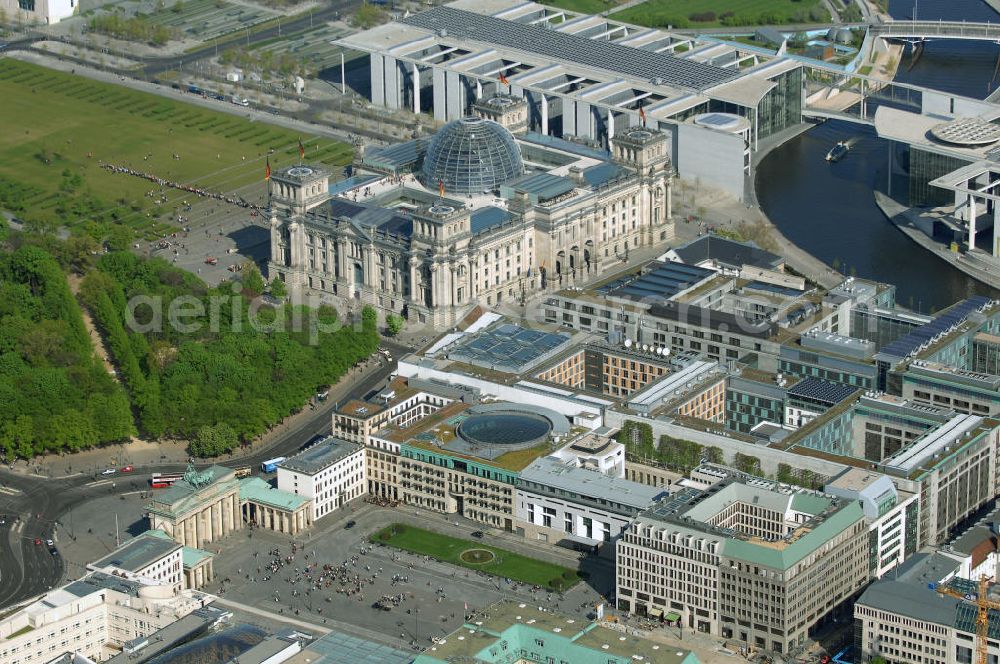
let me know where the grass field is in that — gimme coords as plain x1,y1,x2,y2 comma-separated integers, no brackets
0,59,353,239
614,0,829,28
538,0,621,14
372,524,582,590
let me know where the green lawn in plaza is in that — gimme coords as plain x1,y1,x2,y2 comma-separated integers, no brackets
372,524,582,590
614,0,829,29
0,59,353,239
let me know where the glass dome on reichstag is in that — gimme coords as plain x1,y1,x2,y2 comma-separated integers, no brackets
420,117,525,194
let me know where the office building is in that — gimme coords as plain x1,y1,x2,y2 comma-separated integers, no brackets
0,572,211,664
854,553,1000,664
824,468,919,578
89,532,184,594
338,0,805,199
516,455,667,549
412,601,701,664
277,437,366,520
616,477,869,654
0,0,75,26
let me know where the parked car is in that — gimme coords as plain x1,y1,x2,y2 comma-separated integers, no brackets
471,530,484,539
34,538,42,546
101,468,116,476
344,520,356,529
45,539,54,547
49,547,59,556
121,465,134,473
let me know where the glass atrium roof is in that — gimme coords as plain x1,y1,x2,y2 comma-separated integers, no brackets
420,117,525,194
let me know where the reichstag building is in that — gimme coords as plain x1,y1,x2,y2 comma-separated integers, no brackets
268,94,674,326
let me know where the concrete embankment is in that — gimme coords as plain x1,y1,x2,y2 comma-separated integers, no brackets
873,191,1000,290
748,123,846,290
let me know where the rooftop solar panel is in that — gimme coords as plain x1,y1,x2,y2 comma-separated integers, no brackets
515,329,545,343
601,261,716,301
447,322,571,372
495,323,521,336
494,341,522,357
468,337,497,351
402,7,739,92
877,296,990,361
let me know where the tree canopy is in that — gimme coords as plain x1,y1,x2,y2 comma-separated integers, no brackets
80,252,379,456
385,313,404,337
616,420,724,473
0,245,134,459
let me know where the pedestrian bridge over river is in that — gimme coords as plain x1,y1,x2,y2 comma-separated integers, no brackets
870,20,1000,43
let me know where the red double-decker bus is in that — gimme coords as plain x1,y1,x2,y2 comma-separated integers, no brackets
150,472,183,489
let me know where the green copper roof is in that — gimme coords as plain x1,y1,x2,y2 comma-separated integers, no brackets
413,603,700,664
721,500,864,569
790,493,830,515
146,529,214,568
239,477,309,511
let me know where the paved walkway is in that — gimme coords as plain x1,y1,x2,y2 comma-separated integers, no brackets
748,124,846,290
213,597,334,634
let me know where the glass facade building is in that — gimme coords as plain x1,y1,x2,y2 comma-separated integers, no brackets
725,377,787,433
420,117,525,194
907,147,967,208
756,67,803,139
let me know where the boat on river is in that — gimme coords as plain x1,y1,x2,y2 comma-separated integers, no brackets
825,141,849,162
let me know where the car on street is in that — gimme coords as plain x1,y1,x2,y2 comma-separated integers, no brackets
471,530,484,539
49,546,58,556
33,538,41,545
101,468,117,475
121,465,134,473
45,539,54,546
344,520,356,529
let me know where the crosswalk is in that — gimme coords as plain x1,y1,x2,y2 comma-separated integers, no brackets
84,479,114,488
0,486,21,496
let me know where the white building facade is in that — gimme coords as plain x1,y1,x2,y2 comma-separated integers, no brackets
277,437,366,520
88,533,184,595
0,0,74,25
0,573,208,664
515,456,666,549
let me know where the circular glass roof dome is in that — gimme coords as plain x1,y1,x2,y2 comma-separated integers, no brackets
457,411,551,450
930,118,1000,146
421,117,525,194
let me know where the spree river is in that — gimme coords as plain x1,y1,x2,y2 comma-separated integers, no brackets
755,0,1000,312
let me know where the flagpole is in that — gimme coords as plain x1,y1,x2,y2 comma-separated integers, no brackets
265,158,271,213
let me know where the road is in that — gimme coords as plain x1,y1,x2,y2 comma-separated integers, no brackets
0,338,408,609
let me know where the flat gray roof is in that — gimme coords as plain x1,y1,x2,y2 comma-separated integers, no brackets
297,630,413,664
281,437,363,475
106,606,231,664
520,456,667,509
232,634,300,664
856,552,960,624
93,533,181,573
402,6,739,92
63,572,143,599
